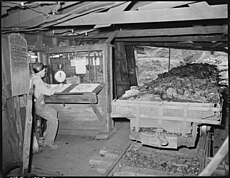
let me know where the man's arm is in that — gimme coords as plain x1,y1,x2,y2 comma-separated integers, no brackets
45,83,52,88
34,78,54,96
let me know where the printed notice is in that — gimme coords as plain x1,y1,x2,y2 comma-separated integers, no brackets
75,57,86,74
70,59,76,66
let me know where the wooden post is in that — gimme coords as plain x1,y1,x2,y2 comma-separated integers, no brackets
15,96,23,156
101,44,113,132
21,87,33,175
108,44,114,130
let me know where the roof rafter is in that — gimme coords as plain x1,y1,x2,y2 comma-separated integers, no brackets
64,25,227,39
114,35,227,42
55,3,227,26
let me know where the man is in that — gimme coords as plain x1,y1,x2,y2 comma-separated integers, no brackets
31,62,58,149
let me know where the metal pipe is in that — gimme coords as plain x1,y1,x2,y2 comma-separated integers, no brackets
168,47,171,71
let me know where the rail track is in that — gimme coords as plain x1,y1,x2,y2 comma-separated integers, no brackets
101,130,215,176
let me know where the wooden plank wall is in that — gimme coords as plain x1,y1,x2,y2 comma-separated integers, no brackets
113,42,137,98
125,45,138,86
48,103,101,136
113,42,130,98
1,35,27,171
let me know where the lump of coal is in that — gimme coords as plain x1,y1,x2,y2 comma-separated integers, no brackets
121,63,221,103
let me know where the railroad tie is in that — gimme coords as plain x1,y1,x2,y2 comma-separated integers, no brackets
89,151,119,174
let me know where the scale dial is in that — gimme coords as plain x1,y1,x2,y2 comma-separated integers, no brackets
54,70,66,83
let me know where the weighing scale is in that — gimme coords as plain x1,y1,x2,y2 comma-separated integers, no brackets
54,64,66,83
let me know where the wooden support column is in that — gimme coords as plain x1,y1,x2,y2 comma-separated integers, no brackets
92,44,114,134
101,44,113,133
21,88,33,175
107,44,114,131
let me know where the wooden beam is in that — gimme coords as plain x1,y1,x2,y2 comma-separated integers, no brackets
90,104,103,121
2,6,55,27
138,1,195,10
45,44,107,53
2,2,113,28
126,41,224,48
62,25,227,40
56,4,227,26
25,2,126,30
60,1,116,14
94,2,132,28
188,1,220,17
105,30,118,44
115,35,227,42
59,2,81,12
124,42,227,52
1,7,9,16
116,25,228,37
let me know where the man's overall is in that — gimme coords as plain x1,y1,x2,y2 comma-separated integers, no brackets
32,75,58,147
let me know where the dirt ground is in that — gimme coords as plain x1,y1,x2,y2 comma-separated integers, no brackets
31,120,129,176
32,135,104,176
31,104,229,176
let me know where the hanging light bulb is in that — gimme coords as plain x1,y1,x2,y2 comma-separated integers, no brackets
21,2,25,7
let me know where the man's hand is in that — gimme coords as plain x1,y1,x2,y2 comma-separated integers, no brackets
46,84,52,88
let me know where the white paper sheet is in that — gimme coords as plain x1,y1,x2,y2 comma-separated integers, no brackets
75,57,87,74
94,57,100,65
49,84,71,93
69,83,100,93
70,59,76,66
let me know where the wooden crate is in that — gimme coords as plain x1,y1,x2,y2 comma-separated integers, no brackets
111,99,222,148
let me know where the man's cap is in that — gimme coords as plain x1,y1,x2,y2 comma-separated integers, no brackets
32,62,47,73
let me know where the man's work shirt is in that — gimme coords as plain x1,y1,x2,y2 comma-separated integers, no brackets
31,75,54,104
